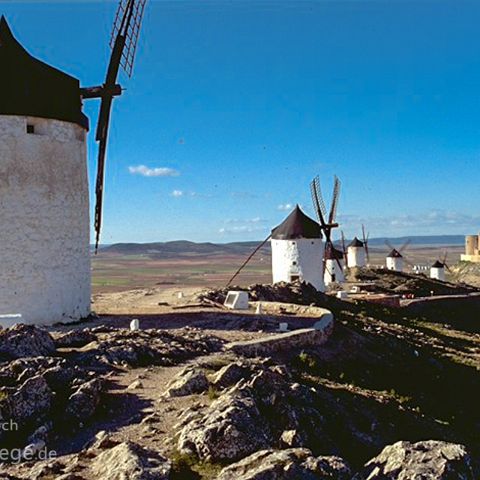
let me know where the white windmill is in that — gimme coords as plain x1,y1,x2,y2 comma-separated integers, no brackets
430,251,451,281
270,205,325,291
324,243,345,286
0,3,147,327
347,225,370,268
385,239,411,272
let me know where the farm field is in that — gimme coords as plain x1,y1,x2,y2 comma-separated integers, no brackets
91,244,465,294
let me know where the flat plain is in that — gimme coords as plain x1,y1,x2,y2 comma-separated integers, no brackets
91,244,466,294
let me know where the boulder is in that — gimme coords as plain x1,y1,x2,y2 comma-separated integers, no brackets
177,389,271,462
65,378,103,424
354,440,475,479
164,366,209,397
91,441,171,480
211,362,249,389
217,448,351,480
0,324,55,360
3,375,53,426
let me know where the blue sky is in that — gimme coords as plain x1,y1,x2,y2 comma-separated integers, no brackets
2,0,480,243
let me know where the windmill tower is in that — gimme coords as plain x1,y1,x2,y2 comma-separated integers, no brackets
271,205,325,291
324,244,345,286
0,2,147,326
430,252,450,281
347,225,369,268
347,237,366,267
386,249,403,272
430,261,445,281
385,239,411,272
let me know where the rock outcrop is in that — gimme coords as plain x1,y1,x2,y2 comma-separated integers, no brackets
74,327,224,370
54,329,96,348
175,363,327,462
65,378,103,425
91,442,171,480
0,324,55,360
164,365,209,397
354,440,475,480
177,388,271,461
217,448,352,480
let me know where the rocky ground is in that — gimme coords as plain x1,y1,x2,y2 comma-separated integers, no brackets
451,261,480,288
0,276,479,479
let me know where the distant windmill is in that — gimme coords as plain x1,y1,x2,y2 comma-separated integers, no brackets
310,175,343,274
81,0,148,252
430,250,451,281
346,225,369,268
385,239,411,272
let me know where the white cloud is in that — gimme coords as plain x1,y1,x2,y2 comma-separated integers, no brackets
337,210,480,236
277,203,293,211
219,225,266,235
219,217,269,235
170,190,213,199
128,165,180,177
225,217,267,225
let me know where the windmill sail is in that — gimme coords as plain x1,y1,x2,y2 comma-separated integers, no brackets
93,0,148,252
110,0,148,77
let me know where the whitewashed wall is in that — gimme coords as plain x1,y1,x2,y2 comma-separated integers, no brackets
347,246,366,268
324,258,345,286
430,267,445,281
0,115,90,326
386,257,403,272
271,238,324,292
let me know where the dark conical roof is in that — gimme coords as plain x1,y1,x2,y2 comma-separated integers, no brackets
0,16,88,129
387,248,403,258
431,260,444,268
325,243,344,260
348,237,364,248
271,205,322,240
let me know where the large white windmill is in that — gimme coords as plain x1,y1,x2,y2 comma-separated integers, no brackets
270,205,325,291
0,2,147,327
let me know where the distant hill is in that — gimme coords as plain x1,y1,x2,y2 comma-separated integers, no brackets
99,240,270,258
97,235,465,257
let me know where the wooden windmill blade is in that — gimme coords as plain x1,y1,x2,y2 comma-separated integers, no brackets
312,177,345,272
110,0,148,77
310,178,327,228
328,175,341,225
313,176,328,222
362,224,370,262
399,238,411,253
442,250,452,272
92,0,148,252
341,230,347,258
385,239,395,251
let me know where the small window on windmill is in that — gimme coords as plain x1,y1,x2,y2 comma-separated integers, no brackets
290,274,300,282
26,124,35,134
292,261,297,265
